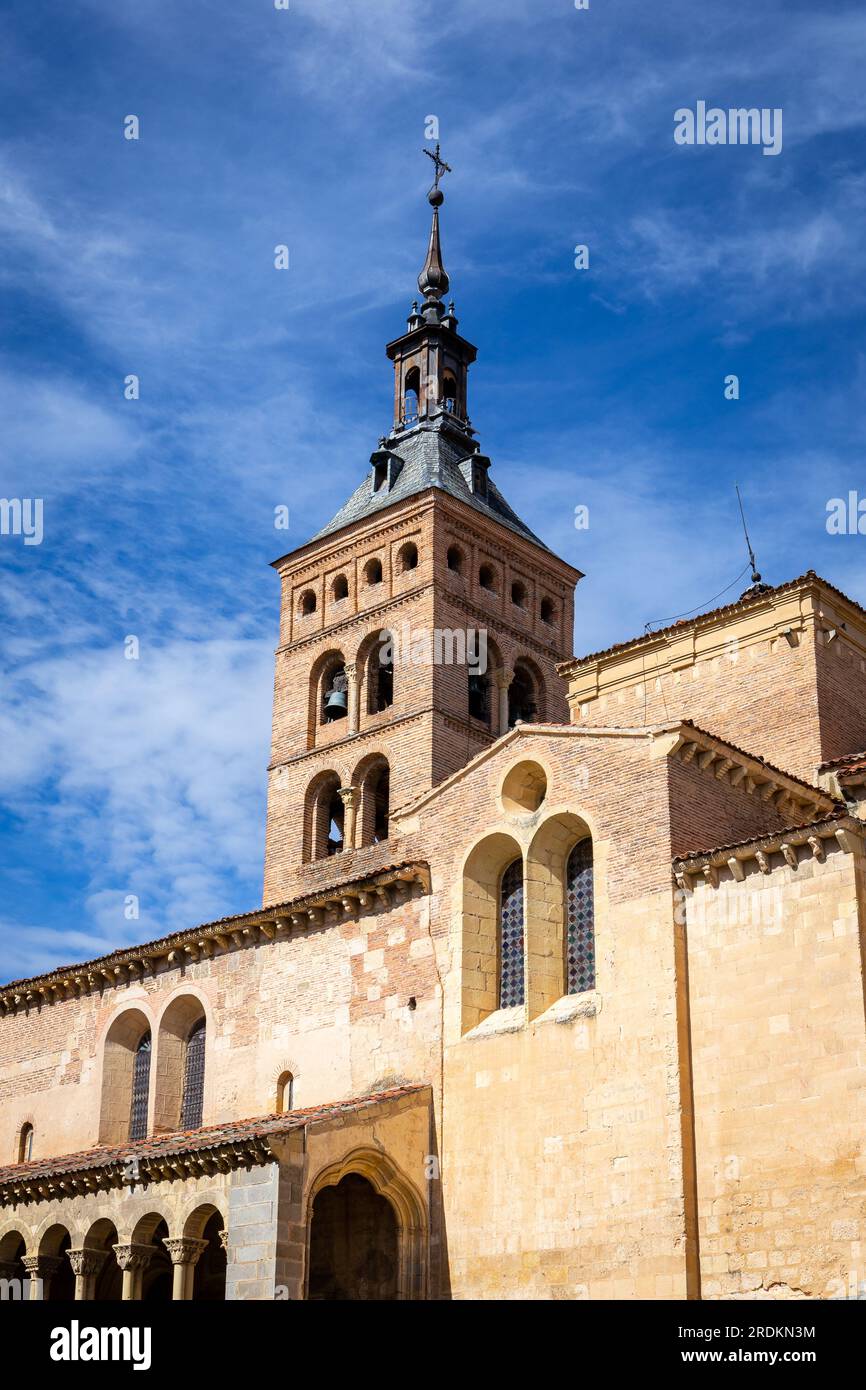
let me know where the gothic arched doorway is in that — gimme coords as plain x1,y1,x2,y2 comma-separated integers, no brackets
308,1173,398,1300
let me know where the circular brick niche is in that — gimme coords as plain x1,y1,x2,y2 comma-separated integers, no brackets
500,760,547,815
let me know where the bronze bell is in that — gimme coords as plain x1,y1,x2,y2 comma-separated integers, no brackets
324,672,348,721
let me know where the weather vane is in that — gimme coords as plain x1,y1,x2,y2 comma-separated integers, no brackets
423,142,452,195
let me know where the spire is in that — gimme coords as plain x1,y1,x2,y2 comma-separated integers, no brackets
385,144,476,437
418,143,452,322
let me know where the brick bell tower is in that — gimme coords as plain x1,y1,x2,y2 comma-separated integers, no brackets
263,148,582,904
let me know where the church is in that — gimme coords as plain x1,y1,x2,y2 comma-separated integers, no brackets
2,159,866,1303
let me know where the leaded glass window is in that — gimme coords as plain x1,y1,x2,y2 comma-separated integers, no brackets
566,838,595,994
128,1031,151,1141
181,1019,206,1129
499,857,525,1008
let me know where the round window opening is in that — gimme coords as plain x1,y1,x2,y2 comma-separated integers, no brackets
501,759,548,815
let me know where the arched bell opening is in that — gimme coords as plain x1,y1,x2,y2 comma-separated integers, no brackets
402,365,421,427
304,770,346,861
508,658,544,728
322,661,348,724
368,633,394,715
355,755,390,846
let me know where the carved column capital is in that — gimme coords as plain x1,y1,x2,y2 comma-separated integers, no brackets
162,1236,208,1267
68,1247,108,1278
112,1243,155,1273
338,785,357,809
218,1228,228,1252
21,1253,63,1278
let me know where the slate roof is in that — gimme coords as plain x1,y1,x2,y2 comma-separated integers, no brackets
0,1085,429,1186
312,421,548,548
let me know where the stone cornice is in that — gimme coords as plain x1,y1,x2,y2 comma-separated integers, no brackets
672,811,861,888
0,863,431,1016
665,723,837,822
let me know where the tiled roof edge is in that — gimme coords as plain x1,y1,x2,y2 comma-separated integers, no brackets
0,862,431,1008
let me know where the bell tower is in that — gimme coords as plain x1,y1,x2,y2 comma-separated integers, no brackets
263,151,582,905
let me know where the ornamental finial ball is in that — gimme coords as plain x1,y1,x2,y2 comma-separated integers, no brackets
428,186,444,207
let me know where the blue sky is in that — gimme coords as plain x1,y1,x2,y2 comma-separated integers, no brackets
2,0,865,980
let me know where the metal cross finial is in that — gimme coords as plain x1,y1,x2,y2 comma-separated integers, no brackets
423,142,452,191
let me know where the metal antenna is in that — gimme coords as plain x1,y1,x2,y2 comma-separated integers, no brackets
735,482,762,585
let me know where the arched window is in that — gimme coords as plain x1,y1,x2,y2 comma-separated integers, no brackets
299,590,317,615
129,1032,152,1141
326,787,345,855
403,366,421,426
508,662,539,727
331,574,349,602
499,858,525,1008
566,838,596,994
358,759,390,845
511,580,527,608
396,541,418,572
446,545,463,574
368,633,394,713
276,1071,294,1114
441,373,458,413
540,596,556,624
479,563,496,592
17,1123,33,1163
468,671,490,723
306,771,345,860
181,1019,206,1130
364,557,383,586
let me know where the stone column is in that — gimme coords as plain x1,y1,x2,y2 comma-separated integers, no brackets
495,669,511,738
339,785,358,851
67,1247,108,1301
163,1237,208,1301
345,662,359,734
21,1253,63,1301
113,1243,154,1301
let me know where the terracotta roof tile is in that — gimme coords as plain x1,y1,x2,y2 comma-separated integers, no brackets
0,1084,429,1187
